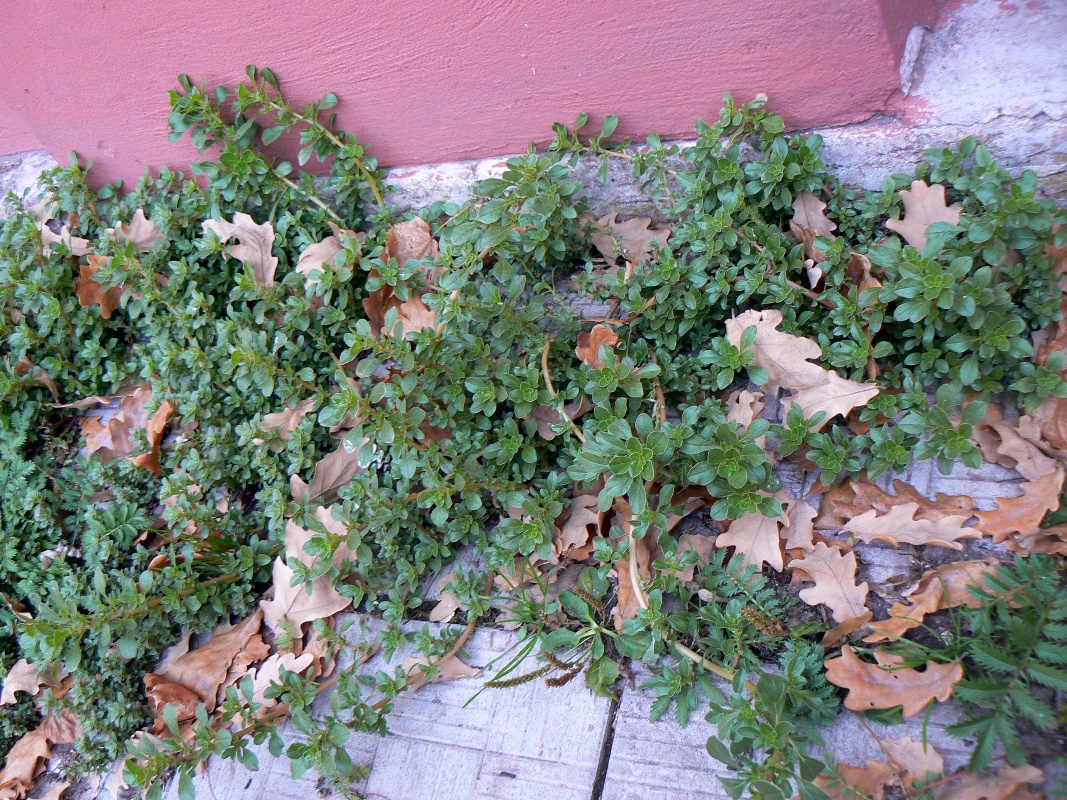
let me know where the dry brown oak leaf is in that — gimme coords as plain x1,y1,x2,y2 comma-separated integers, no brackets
284,510,360,570
248,652,315,708
933,765,1044,800
553,493,602,562
151,610,263,712
0,660,60,707
75,255,126,319
32,200,91,257
202,213,278,288
290,436,367,505
788,542,869,624
885,180,962,251
781,498,818,552
81,386,177,474
818,736,944,800
0,660,41,706
842,503,980,549
363,218,442,338
1028,395,1067,459
975,466,1065,546
526,396,593,441
15,357,59,400
816,478,976,530
218,633,272,704
428,572,464,623
575,324,619,370
590,213,672,265
725,389,765,428
402,653,481,692
260,558,352,634
975,418,1060,481
109,208,164,252
257,397,316,452
825,645,963,717
0,726,51,799
866,560,999,642
295,222,360,307
143,674,201,732
725,309,878,429
717,505,784,571
790,189,837,262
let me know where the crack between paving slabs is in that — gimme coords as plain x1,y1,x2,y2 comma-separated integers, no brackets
588,689,622,800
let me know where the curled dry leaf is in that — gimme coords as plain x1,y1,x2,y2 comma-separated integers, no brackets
295,222,359,307
402,653,480,692
218,633,272,704
304,622,343,681
428,572,464,623
716,506,783,571
788,542,869,624
845,251,882,293
1028,395,1067,458
0,660,45,706
590,213,671,265
575,324,619,370
202,213,278,288
818,737,943,800
725,309,878,428
824,646,963,717
82,386,177,474
842,503,980,550
866,559,999,642
554,493,602,562
32,199,91,257
363,218,442,339
0,727,51,799
724,389,765,428
975,467,1065,546
14,357,58,400
975,419,1060,481
789,189,837,262
781,498,817,552
885,180,962,251
109,209,164,252
257,397,316,452
152,610,263,712
75,255,124,319
143,674,201,732
0,710,81,798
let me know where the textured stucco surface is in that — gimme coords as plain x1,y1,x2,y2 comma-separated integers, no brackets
0,0,929,188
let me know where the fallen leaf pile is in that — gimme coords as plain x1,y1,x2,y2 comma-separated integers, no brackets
825,646,963,716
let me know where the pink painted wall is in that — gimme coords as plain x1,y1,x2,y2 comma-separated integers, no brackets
0,1,940,189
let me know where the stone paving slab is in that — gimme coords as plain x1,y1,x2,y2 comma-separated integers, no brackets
162,624,613,800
